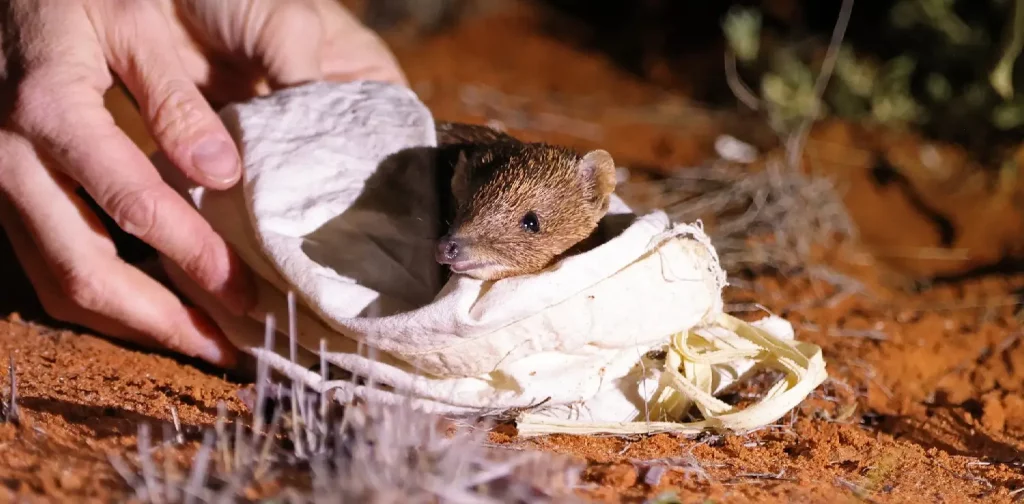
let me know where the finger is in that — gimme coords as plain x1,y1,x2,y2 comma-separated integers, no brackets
175,0,327,89
0,183,237,368
89,0,242,189
315,0,408,86
252,0,327,88
7,2,255,314
0,132,239,367
10,78,255,316
0,203,151,342
8,228,237,365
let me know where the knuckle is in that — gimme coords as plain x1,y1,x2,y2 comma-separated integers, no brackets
7,72,59,129
0,133,24,182
274,1,320,22
92,0,158,42
146,82,208,144
179,233,226,289
108,0,147,17
267,1,321,36
117,0,163,24
6,65,101,131
55,265,107,314
103,184,160,239
156,322,185,354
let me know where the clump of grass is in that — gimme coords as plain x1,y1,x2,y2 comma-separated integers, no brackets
1,355,18,425
657,159,857,276
109,293,584,503
658,0,865,297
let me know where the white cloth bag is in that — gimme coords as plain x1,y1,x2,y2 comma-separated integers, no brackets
162,81,826,430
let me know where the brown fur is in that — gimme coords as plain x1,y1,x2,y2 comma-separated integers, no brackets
432,121,617,281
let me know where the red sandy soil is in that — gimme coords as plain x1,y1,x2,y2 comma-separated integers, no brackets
3,1,1024,502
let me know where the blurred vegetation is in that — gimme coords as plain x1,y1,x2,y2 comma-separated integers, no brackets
723,0,1024,166
351,0,1024,168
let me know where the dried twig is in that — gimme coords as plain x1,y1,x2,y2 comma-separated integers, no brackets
785,0,855,171
724,48,762,112
169,406,184,446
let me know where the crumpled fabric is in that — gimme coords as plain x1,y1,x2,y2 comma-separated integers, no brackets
160,80,824,424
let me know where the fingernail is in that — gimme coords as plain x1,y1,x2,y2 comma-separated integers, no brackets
191,137,240,184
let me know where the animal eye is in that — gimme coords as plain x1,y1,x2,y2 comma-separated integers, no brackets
520,211,540,233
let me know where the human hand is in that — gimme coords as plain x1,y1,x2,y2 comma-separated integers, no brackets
155,0,407,106
0,0,406,367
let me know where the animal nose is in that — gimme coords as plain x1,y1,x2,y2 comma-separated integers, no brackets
444,240,459,259
436,236,462,264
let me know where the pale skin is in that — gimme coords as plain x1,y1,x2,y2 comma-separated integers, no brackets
0,0,406,367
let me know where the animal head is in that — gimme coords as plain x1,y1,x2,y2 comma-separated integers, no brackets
435,143,617,280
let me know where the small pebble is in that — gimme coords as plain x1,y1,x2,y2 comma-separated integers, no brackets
714,134,758,163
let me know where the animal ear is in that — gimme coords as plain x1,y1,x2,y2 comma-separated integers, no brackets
450,149,470,200
576,149,617,210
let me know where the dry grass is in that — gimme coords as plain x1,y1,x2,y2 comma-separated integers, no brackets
657,159,857,275
666,0,858,279
1,355,18,425
108,295,585,504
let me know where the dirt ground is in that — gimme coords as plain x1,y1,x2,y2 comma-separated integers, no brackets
3,1,1024,502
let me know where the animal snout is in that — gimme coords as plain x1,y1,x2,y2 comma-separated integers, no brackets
436,236,464,264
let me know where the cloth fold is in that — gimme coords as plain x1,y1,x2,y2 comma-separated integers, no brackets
159,80,826,425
